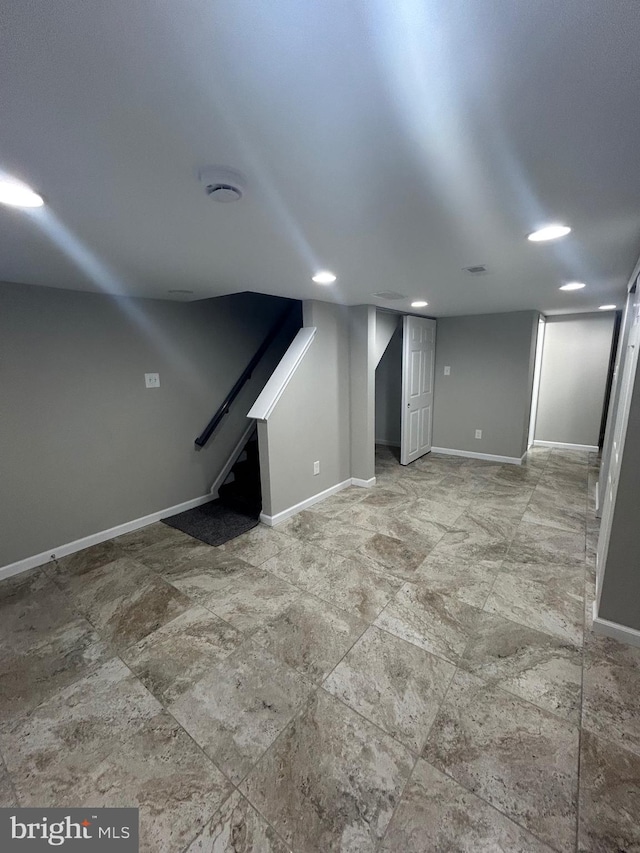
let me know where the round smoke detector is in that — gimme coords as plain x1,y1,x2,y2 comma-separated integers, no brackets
199,166,245,203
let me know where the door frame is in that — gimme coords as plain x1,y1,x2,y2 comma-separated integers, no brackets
400,314,436,465
596,289,640,605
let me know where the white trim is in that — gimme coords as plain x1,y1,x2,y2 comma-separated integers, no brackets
595,480,600,512
209,421,256,498
260,479,352,527
533,440,598,452
248,327,316,421
431,447,525,466
374,439,400,447
592,604,640,649
351,476,376,488
527,315,546,448
0,492,217,581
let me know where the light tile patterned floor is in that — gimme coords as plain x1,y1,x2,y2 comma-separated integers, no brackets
1,446,639,851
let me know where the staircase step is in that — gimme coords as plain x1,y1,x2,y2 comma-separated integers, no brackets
218,484,261,516
220,499,261,518
219,480,261,502
217,431,262,518
231,459,259,483
245,445,259,464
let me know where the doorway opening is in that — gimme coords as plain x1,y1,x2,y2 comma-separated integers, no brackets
374,312,436,474
375,321,402,469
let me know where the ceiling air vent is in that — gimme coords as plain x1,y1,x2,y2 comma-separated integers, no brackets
464,265,488,275
199,166,246,202
206,183,242,203
373,291,406,300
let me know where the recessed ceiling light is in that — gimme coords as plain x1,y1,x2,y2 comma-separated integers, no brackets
599,304,616,310
0,177,44,208
527,224,571,242
411,300,428,308
559,282,585,291
312,271,337,284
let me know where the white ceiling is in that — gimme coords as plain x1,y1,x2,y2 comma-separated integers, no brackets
1,0,639,316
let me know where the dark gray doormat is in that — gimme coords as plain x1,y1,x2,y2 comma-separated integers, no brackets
162,500,259,546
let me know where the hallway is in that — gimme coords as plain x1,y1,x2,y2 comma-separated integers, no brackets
0,447,637,851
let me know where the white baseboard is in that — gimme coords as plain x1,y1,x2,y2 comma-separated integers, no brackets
351,476,376,488
592,604,640,649
260,479,352,527
595,480,600,513
533,440,598,452
209,421,256,498
0,492,218,582
431,447,524,466
375,439,400,448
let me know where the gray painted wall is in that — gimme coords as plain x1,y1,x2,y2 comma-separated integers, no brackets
375,326,402,446
259,300,351,517
0,282,297,565
432,311,538,459
535,313,615,447
350,306,376,483
374,311,400,367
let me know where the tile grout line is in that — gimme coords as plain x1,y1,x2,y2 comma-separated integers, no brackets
202,621,456,850
96,530,434,852
110,655,244,853
1,448,600,851
369,458,571,851
49,527,407,778
417,452,584,853
27,552,316,847
331,464,565,848
574,458,596,853
372,749,422,853
414,522,582,849
115,651,299,853
221,686,326,848
195,551,396,634
242,446,588,849
319,623,459,751
422,760,568,853
479,456,589,640
434,652,581,736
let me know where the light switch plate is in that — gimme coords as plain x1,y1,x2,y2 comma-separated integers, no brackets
313,461,320,475
475,429,482,439
145,373,160,388
444,366,451,375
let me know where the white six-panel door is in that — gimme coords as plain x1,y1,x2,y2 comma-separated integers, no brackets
401,315,436,465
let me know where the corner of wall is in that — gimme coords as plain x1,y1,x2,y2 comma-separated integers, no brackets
349,305,376,484
432,310,539,459
255,299,352,518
